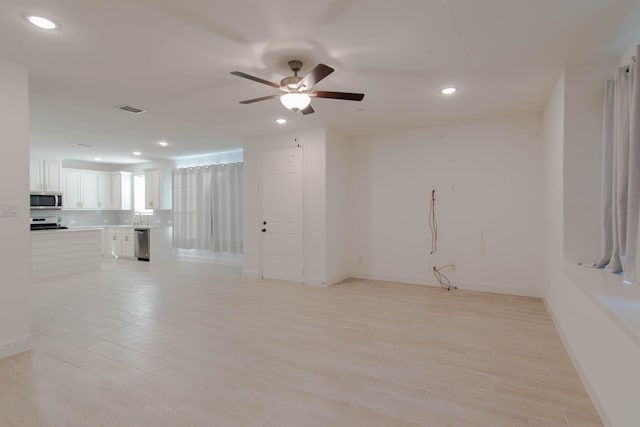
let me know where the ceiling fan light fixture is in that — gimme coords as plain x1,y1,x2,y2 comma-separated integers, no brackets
280,93,311,111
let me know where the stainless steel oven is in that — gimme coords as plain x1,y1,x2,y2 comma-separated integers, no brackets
30,192,63,210
30,216,68,230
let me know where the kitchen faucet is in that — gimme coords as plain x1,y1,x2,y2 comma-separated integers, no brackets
134,211,142,226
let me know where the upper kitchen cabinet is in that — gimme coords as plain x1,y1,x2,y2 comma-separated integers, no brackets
112,172,133,210
145,168,171,210
62,168,132,210
30,160,62,193
96,172,112,209
63,169,97,209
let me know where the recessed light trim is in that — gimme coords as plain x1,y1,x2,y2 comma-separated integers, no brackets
26,15,58,30
132,151,142,156
94,157,102,162
441,87,457,95
275,118,287,124
158,141,169,147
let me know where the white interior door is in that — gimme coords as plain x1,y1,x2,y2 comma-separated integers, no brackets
261,147,303,282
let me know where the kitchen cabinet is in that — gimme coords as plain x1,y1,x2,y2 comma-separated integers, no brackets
63,170,82,208
97,173,112,209
62,169,132,210
111,171,132,210
121,231,135,258
145,168,171,210
106,227,135,258
30,159,62,192
63,169,97,209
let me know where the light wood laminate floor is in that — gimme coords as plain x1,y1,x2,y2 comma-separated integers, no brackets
0,258,602,426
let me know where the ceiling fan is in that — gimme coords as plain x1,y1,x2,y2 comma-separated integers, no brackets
230,60,364,115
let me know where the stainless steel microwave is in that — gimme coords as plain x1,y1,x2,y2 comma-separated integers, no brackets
30,192,63,210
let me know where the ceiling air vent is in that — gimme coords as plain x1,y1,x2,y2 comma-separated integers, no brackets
115,104,146,114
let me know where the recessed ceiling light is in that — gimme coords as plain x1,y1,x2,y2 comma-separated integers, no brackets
94,157,102,162
441,87,457,95
275,118,287,124
158,141,169,147
26,15,58,30
133,151,142,156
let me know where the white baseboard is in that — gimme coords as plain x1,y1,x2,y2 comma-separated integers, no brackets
304,276,328,287
455,280,542,298
327,273,350,287
350,272,542,298
241,270,260,280
0,335,32,359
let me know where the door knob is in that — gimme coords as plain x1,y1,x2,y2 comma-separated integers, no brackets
262,228,266,232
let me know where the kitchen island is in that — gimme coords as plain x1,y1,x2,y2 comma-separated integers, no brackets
31,228,102,279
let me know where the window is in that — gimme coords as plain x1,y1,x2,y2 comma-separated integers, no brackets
133,174,153,214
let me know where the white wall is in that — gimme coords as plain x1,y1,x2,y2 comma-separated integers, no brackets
0,58,31,358
543,60,640,427
563,58,618,263
349,114,545,296
542,72,565,292
326,128,351,285
242,128,328,284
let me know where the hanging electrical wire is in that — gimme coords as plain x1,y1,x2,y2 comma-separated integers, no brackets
433,264,457,291
429,189,437,254
429,188,456,290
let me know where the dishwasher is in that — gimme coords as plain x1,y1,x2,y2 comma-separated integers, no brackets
134,228,150,261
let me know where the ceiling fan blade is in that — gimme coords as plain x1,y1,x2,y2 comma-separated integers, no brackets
239,94,280,104
301,105,315,115
312,91,365,101
230,71,280,89
299,64,334,89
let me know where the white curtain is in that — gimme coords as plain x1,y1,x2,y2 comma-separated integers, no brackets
211,163,243,253
172,163,243,253
596,79,616,269
598,45,640,285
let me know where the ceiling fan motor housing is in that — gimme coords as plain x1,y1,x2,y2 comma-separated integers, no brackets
281,75,303,89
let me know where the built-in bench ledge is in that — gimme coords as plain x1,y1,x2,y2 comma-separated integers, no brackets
563,262,640,345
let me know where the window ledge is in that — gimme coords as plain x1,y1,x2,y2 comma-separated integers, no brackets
563,262,640,346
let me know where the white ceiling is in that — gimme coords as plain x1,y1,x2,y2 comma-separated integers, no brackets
1,0,639,164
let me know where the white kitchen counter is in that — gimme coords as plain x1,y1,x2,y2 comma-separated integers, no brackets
67,225,170,230
32,227,104,234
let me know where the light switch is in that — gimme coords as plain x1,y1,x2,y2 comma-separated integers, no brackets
0,205,18,217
